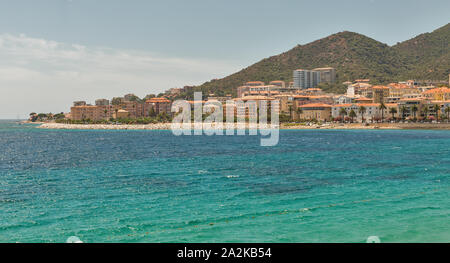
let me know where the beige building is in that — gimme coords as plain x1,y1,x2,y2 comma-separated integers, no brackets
372,86,390,103
293,95,334,108
120,101,145,118
274,94,294,115
397,98,427,119
233,96,279,118
145,97,172,116
70,105,104,121
422,87,450,101
387,83,421,103
298,103,332,121
115,109,130,119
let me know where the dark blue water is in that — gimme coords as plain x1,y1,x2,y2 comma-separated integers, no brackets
0,120,449,243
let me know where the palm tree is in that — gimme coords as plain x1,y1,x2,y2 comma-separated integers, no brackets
445,106,450,123
379,102,387,122
296,108,303,122
288,105,293,121
389,107,397,122
358,106,367,123
349,109,357,123
421,105,429,121
339,108,347,123
411,105,418,120
433,104,441,121
400,106,407,121
149,107,156,118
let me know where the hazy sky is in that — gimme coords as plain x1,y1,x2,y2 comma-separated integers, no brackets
0,0,449,118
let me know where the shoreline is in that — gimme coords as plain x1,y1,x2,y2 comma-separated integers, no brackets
36,122,450,130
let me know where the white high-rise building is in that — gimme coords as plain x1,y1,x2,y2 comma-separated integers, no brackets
293,69,321,89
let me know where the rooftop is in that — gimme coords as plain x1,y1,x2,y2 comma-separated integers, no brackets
423,87,450,94
299,103,332,108
146,98,171,103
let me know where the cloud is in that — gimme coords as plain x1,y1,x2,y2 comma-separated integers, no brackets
0,34,241,119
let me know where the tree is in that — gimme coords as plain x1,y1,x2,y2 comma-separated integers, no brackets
111,97,123,106
296,108,303,121
433,104,441,121
400,106,407,121
358,106,366,123
54,113,65,119
288,105,293,121
339,108,347,123
349,109,357,123
144,94,156,100
379,102,387,122
421,105,429,121
149,107,157,118
389,107,397,121
411,105,418,120
445,106,450,123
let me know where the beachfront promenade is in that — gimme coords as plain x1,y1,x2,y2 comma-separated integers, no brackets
38,122,450,130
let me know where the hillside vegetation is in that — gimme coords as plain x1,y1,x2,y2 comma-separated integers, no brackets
178,23,450,98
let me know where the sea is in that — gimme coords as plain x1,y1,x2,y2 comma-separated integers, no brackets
0,120,449,243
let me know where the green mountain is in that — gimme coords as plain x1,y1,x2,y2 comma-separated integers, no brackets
394,23,450,81
180,23,450,98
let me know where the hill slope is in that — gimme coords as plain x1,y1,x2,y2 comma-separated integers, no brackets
181,23,450,98
394,23,450,80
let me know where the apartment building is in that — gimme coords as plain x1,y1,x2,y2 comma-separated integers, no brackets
387,83,421,103
372,86,390,103
293,95,334,108
239,84,295,98
397,98,426,119
347,82,372,97
145,97,172,116
332,103,392,122
293,69,321,89
313,67,336,83
117,101,143,118
234,96,279,119
298,103,332,121
70,105,104,121
274,94,294,115
422,87,450,101
334,95,354,105
95,99,110,106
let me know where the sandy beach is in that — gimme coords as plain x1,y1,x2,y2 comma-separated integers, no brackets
37,122,450,130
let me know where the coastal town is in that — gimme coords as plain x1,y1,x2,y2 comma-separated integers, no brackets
31,68,450,127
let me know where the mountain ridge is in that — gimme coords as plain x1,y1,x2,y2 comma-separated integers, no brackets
181,23,450,97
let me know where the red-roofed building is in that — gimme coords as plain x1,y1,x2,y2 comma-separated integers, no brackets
422,87,450,101
145,97,172,116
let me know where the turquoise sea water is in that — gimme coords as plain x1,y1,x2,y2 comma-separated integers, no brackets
0,120,449,243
